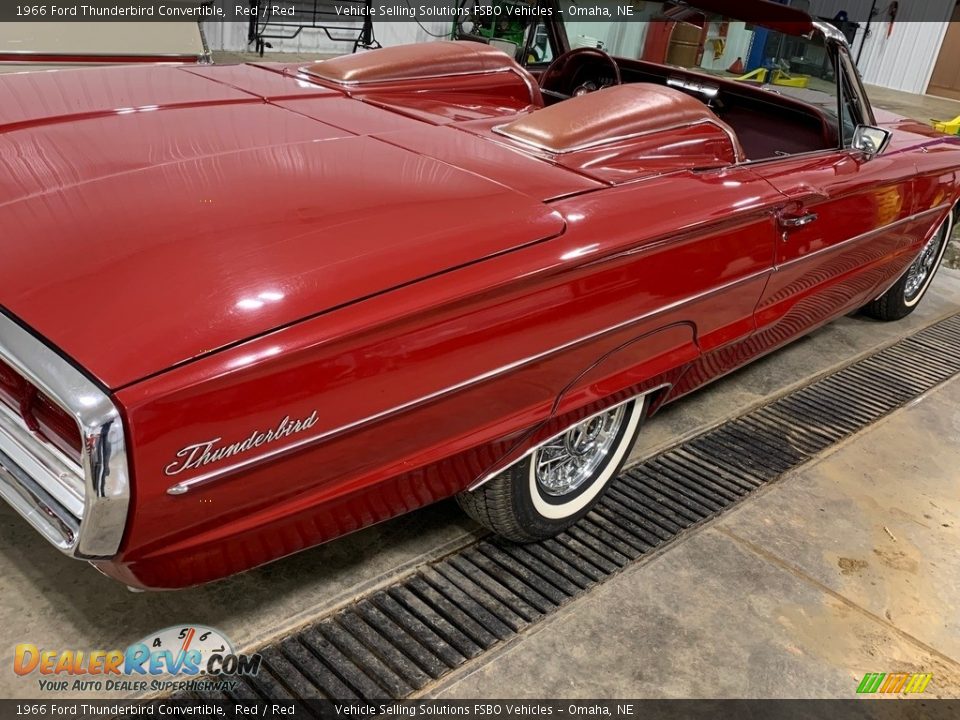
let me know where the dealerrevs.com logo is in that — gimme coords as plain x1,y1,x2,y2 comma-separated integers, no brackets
14,625,261,694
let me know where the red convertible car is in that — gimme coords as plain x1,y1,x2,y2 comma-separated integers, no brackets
0,1,957,589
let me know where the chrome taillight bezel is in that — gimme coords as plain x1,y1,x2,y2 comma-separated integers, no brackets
0,310,129,558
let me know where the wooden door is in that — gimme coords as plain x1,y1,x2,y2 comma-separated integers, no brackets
928,3,960,100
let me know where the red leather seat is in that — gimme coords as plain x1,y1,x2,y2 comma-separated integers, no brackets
303,41,527,85
496,83,744,159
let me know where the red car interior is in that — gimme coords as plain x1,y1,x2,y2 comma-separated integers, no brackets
310,41,837,163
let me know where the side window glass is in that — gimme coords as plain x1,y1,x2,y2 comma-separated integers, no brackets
839,73,857,147
837,51,865,146
523,22,554,65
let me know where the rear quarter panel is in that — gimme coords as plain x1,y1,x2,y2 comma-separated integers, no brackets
106,166,782,589
870,130,960,300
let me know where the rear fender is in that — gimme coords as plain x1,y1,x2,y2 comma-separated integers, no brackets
550,322,699,418
469,323,699,490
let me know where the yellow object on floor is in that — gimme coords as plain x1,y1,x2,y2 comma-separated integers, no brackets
772,70,809,88
933,115,960,135
736,67,768,83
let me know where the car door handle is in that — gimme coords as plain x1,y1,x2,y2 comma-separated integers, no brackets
779,212,819,228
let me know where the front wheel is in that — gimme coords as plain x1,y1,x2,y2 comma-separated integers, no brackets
456,398,645,542
862,209,954,321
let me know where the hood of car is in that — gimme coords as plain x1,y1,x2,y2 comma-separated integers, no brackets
873,107,960,155
0,63,567,389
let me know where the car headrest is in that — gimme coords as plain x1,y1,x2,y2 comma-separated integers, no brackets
302,41,524,85
495,83,743,158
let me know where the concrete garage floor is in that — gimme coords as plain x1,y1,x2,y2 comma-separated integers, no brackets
867,85,960,128
430,373,960,699
1,60,960,699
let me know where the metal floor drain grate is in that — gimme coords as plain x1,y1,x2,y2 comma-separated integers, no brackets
179,313,960,704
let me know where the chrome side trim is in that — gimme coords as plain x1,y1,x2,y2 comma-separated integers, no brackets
0,311,129,558
492,117,744,162
166,269,770,495
166,205,954,496
0,51,208,60
466,385,668,492
776,204,950,271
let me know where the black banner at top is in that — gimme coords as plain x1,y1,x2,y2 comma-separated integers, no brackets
0,0,953,24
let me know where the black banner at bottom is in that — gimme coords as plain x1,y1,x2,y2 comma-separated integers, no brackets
3,699,958,720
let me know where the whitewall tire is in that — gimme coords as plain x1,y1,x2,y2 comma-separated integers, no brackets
864,209,954,321
456,397,645,542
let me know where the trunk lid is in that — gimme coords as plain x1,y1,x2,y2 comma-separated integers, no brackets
0,64,565,388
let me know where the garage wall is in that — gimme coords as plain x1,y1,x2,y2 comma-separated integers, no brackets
204,14,449,55
0,21,207,57
205,4,952,96
854,21,951,94
808,0,954,93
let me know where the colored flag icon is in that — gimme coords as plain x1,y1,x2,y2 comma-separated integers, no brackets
857,672,931,694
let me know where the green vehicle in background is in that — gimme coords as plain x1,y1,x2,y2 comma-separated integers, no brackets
452,0,553,64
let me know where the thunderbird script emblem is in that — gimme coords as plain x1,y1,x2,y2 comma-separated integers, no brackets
164,411,319,476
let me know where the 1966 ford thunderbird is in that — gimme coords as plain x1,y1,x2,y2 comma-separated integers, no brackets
1,2,958,589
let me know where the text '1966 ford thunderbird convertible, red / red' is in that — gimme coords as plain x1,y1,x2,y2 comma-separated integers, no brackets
1,1,958,589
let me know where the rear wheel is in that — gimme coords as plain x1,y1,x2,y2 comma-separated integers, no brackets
456,398,645,542
862,210,954,321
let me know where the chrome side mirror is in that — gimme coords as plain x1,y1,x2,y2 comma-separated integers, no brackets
852,125,892,159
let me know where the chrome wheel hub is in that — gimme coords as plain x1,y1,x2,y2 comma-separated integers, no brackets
905,222,948,302
534,405,626,497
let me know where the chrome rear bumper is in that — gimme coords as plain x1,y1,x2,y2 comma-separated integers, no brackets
0,447,80,551
0,399,83,550
0,311,129,558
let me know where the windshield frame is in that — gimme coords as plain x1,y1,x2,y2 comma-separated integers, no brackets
452,3,877,163
462,4,874,123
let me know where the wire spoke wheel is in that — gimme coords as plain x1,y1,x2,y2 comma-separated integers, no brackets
904,220,949,303
863,207,955,322
456,398,645,542
534,404,626,497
